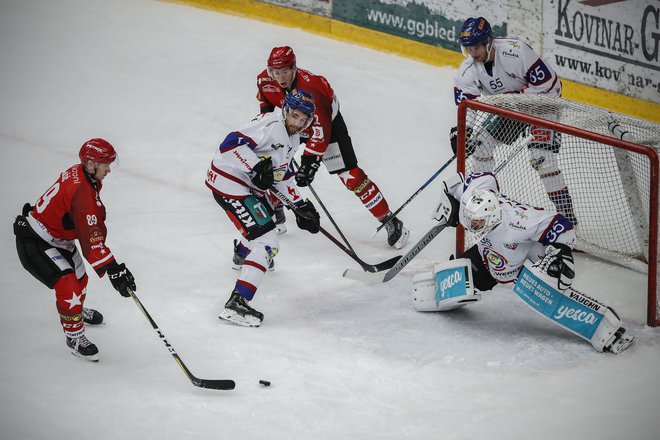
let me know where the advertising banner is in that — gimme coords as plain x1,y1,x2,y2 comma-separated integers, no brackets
331,0,507,52
260,0,331,16
545,0,660,104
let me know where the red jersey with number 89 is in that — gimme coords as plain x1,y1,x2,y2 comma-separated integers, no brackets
31,164,115,275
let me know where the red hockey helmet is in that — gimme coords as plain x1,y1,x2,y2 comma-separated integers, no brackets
267,46,296,69
79,138,117,164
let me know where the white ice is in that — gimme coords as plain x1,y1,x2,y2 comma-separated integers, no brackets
1,1,658,439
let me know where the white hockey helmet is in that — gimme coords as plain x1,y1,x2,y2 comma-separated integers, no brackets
463,189,502,240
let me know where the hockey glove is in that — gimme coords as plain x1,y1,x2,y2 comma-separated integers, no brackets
295,154,322,187
107,262,136,297
533,243,575,290
294,200,320,234
251,156,274,190
449,126,475,157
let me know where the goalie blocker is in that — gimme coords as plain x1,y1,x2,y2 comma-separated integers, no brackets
514,260,634,354
412,258,481,311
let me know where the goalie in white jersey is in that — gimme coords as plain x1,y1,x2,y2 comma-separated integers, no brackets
206,91,321,327
412,172,633,354
451,17,577,225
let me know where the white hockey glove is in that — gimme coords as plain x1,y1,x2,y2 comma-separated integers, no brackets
533,243,575,290
432,173,463,226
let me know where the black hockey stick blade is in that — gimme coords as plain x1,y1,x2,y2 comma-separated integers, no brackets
191,377,236,390
344,222,448,283
359,254,403,273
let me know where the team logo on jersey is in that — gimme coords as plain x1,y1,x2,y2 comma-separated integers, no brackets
501,49,519,59
484,248,507,271
263,84,279,93
504,242,518,250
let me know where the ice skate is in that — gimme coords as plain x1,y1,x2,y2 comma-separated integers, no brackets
274,205,287,235
219,290,264,327
232,239,274,272
66,334,99,362
383,216,410,249
605,328,634,354
83,307,104,325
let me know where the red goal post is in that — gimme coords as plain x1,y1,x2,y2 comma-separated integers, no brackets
455,95,660,327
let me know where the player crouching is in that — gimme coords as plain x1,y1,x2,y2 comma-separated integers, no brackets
412,171,634,354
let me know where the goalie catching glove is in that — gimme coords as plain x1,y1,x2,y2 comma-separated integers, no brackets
432,172,463,226
295,154,322,187
293,199,320,234
533,243,575,290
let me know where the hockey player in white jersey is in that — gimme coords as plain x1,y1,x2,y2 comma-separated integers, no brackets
206,91,321,327
451,17,577,224
412,172,633,353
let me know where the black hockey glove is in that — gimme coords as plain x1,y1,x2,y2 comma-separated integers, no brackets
534,243,575,290
295,154,322,187
449,126,475,157
107,262,136,297
251,156,274,190
294,200,320,234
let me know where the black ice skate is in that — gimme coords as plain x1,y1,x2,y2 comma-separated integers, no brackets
66,334,99,362
383,216,410,249
232,239,274,272
274,205,287,235
83,307,104,325
218,290,264,328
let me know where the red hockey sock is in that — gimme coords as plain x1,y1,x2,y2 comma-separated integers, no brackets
54,273,87,338
339,167,390,220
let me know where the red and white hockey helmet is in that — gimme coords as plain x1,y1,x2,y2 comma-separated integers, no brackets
267,46,296,69
79,138,117,164
463,189,502,240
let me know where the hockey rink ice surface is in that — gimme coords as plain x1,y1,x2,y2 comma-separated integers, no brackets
1,1,659,439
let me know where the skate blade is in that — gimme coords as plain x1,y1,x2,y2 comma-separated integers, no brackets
218,309,261,328
392,227,411,250
70,350,99,362
609,335,634,354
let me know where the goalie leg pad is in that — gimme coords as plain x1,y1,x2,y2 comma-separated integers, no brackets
412,258,481,312
513,261,632,352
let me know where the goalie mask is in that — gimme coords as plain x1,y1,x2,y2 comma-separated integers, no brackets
463,189,502,240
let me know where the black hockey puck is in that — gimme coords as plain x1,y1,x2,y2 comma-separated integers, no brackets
259,380,271,387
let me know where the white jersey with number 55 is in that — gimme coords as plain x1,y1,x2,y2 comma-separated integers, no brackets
453,37,561,105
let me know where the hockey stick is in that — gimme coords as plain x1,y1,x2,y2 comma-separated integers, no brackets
128,288,236,390
493,133,534,174
373,155,456,236
270,187,401,272
344,220,448,283
293,159,356,253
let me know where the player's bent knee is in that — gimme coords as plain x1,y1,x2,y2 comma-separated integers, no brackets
412,258,481,312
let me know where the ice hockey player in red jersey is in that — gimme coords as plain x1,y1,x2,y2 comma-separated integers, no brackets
13,139,136,362
256,46,410,249
451,17,577,225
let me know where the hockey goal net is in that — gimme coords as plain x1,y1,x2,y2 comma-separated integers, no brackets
455,95,660,327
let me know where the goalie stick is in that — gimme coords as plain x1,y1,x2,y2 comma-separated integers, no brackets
344,221,448,283
270,187,401,272
129,289,236,390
